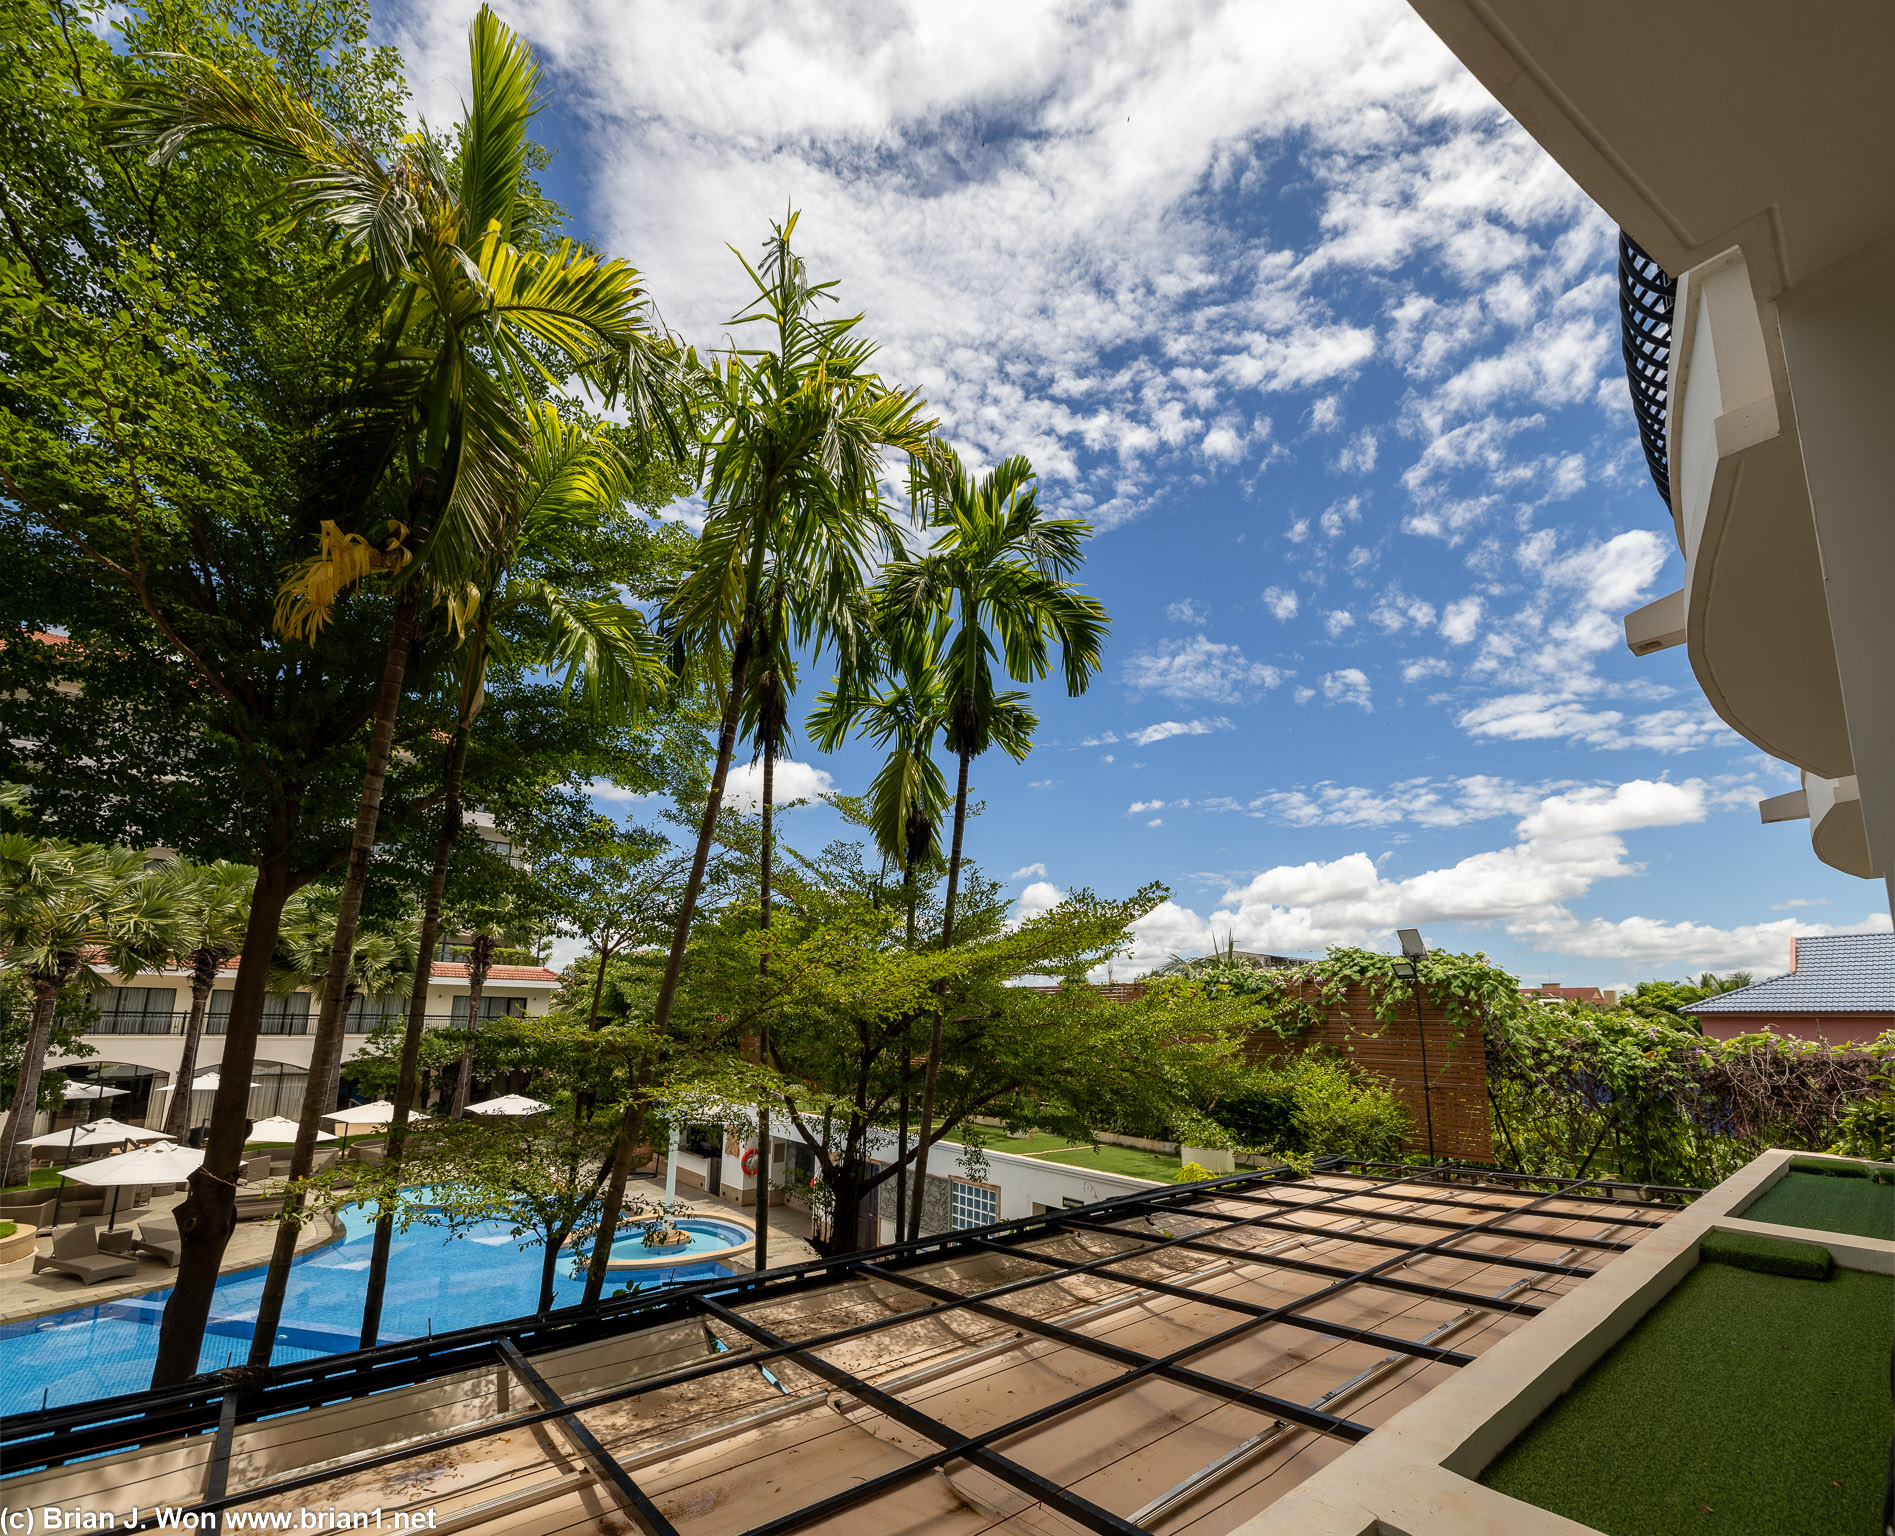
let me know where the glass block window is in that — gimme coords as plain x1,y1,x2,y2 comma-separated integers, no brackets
208,991,310,1035
93,987,179,1034
450,994,528,1022
950,1179,999,1231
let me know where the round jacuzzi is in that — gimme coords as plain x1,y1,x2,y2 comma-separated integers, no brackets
604,1215,754,1270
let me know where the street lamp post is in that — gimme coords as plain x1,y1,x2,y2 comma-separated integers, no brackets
1392,928,1437,1164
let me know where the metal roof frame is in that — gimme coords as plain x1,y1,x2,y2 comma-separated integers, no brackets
0,1159,1693,1534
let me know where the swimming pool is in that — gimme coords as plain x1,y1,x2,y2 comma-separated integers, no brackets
0,1202,732,1417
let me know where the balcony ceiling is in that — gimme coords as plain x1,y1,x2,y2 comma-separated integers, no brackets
1411,2,1895,285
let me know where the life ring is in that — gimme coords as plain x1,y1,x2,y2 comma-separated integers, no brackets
740,1148,761,1176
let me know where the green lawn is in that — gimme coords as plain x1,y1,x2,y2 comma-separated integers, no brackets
1743,1170,1894,1241
941,1130,1184,1183
1482,1260,1894,1536
0,1169,63,1195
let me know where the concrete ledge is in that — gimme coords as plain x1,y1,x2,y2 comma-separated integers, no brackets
1230,1148,1870,1536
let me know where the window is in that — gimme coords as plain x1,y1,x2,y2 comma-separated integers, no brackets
345,994,408,1033
208,992,310,1036
950,1179,999,1231
92,987,179,1035
450,994,528,1023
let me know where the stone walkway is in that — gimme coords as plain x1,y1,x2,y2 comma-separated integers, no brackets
0,1191,340,1327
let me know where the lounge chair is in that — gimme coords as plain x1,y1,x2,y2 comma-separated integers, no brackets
31,1223,138,1285
241,1154,273,1182
231,1190,284,1220
345,1144,384,1165
310,1148,339,1171
129,1213,182,1267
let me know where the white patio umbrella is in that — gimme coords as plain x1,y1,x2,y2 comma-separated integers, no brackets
25,1117,173,1156
323,1100,427,1147
61,1082,128,1100
245,1115,334,1144
323,1100,427,1128
465,1093,551,1117
59,1143,205,1229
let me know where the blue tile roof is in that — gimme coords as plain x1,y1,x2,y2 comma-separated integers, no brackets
1691,932,1895,1014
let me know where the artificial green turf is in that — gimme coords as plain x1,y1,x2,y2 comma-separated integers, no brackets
1788,1154,1895,1181
1744,1169,1895,1241
1699,1229,1833,1280
0,1169,62,1194
1482,1261,1894,1536
941,1130,1186,1182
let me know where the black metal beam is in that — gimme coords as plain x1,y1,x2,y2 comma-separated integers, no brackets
1344,1160,1698,1206
1273,1172,1669,1229
696,1296,1150,1536
1121,1203,1600,1281
1053,1217,1547,1317
495,1339,682,1536
965,1236,1476,1368
1176,1186,1635,1252
856,1261,1374,1443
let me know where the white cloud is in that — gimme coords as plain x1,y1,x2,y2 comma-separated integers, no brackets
1128,799,1166,814
1402,656,1451,682
1325,609,1356,638
1262,586,1300,622
1029,778,1059,789
1251,773,1559,829
1113,774,1872,977
1010,862,1048,880
1015,880,1065,923
1129,716,1235,747
586,779,658,805
382,0,1595,530
1771,897,1832,911
1165,598,1209,624
1335,427,1378,474
1147,817,1165,827
1458,694,1729,753
1123,635,1285,703
721,758,835,813
1321,668,1373,709
1439,595,1482,644
1293,686,1316,705
1368,586,1436,633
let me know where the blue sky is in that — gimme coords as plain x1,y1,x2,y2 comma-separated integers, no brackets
386,0,1888,986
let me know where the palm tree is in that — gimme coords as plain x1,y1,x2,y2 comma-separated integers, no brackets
883,451,1109,944
357,402,668,1345
878,451,1107,1237
0,839,184,1186
447,907,534,1118
121,9,680,1371
155,861,257,1141
574,213,935,1305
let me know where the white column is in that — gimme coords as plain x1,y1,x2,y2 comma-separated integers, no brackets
663,1120,680,1211
1777,233,1895,921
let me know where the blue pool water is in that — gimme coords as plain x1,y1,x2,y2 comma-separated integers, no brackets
0,1202,732,1417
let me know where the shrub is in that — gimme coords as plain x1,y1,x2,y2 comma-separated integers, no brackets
1699,1229,1833,1280
1288,1056,1412,1161
1209,1054,1411,1162
1174,1161,1220,1184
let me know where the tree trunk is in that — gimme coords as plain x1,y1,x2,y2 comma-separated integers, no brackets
152,854,294,1387
246,590,419,1367
942,744,972,946
582,619,754,1307
905,1010,944,1242
894,1020,911,1239
753,738,774,1272
451,933,493,1118
162,953,218,1141
1,970,66,1188
358,728,464,1347
537,1232,562,1316
904,748,970,1242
